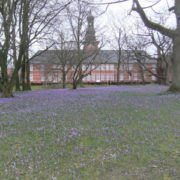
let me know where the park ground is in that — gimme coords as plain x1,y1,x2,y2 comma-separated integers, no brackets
0,85,180,179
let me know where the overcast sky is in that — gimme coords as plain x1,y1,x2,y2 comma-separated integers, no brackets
33,0,175,52
94,0,175,49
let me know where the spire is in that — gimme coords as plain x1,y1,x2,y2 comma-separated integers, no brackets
84,11,99,50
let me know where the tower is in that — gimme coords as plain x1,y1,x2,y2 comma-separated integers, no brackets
84,11,99,50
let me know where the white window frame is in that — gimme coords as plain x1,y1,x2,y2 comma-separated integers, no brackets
133,73,138,81
96,66,101,71
86,75,91,81
96,74,100,81
110,74,114,81
82,65,86,71
30,75,33,81
48,75,53,81
120,65,124,71
129,64,133,70
101,64,106,71
120,74,124,81
106,74,110,81
152,75,156,81
41,75,45,81
101,74,105,81
109,64,114,71
106,64,109,71
41,65,45,71
152,64,157,71
129,75,132,81
30,65,33,71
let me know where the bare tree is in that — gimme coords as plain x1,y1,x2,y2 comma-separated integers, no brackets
131,0,179,90
89,0,179,91
109,23,128,84
51,32,76,88
150,31,173,84
0,0,71,97
66,0,102,89
0,0,18,97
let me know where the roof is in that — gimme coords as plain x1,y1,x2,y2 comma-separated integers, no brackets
31,50,156,65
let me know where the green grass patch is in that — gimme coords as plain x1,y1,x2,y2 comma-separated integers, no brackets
0,86,179,179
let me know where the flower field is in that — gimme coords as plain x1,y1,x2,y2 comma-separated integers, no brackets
0,85,180,179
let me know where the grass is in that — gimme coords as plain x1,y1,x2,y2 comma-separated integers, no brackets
0,85,180,179
31,83,113,91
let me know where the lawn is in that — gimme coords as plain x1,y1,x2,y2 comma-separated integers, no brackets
31,83,112,91
0,85,180,180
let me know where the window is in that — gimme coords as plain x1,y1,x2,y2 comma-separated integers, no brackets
129,64,133,70
30,75,33,81
120,74,124,81
91,65,95,70
53,76,58,83
106,64,110,71
109,64,114,71
48,75,53,81
41,65,45,71
96,74,100,80
133,73,138,81
120,65,124,71
101,64,105,71
30,65,33,71
52,65,57,69
82,65,86,71
57,74,62,81
101,74,105,81
96,66,101,71
152,75,156,81
41,75,45,81
57,65,61,69
152,64,156,71
83,76,86,81
110,74,114,81
106,74,110,81
87,75,91,81
91,74,95,81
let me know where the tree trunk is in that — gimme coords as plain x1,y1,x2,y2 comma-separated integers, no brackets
15,72,21,91
169,36,180,91
167,0,180,91
62,70,66,88
1,83,13,98
117,64,120,84
72,80,78,89
139,66,145,84
25,58,31,90
21,58,26,91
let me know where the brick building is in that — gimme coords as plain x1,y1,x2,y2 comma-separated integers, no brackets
30,12,157,84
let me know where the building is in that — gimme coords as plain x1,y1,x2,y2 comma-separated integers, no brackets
30,12,157,84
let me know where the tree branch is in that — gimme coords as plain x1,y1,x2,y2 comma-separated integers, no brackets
133,0,175,39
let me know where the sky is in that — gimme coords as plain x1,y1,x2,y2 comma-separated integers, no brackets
33,0,175,52
93,0,175,50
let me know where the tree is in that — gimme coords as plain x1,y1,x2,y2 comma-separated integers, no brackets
131,0,178,91
126,36,148,83
90,0,178,91
15,0,71,91
66,0,102,89
51,32,76,88
0,0,18,97
109,23,128,84
150,31,173,84
0,0,71,97
124,18,173,85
